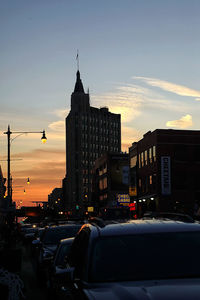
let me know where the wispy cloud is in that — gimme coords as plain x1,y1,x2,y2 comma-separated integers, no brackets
166,114,193,129
134,76,200,100
92,84,147,123
48,108,69,134
12,148,65,160
50,109,69,118
91,79,198,147
48,120,65,132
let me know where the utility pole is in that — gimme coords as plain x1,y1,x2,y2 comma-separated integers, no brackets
6,125,11,205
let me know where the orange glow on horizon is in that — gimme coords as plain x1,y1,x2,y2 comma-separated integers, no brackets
2,140,132,207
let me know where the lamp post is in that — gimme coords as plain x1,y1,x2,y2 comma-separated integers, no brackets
4,125,47,205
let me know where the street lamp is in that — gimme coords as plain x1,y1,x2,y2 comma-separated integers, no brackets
41,130,47,144
3,125,47,205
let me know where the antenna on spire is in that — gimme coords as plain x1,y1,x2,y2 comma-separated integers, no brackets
76,49,79,71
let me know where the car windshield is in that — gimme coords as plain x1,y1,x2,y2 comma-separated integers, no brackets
90,231,200,282
43,226,81,244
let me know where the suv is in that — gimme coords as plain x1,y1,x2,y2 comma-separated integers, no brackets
60,219,200,299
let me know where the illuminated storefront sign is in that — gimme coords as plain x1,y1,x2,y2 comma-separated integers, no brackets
129,203,136,211
129,186,137,196
117,194,130,205
87,206,94,212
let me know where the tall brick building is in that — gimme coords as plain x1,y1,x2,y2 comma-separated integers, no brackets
65,70,121,213
129,129,200,215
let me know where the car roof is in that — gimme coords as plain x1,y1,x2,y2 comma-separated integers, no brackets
86,219,200,237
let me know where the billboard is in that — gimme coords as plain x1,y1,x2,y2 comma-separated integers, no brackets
110,159,129,190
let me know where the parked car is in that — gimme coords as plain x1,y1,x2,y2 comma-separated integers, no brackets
47,237,74,293
34,223,82,285
22,227,39,243
31,227,45,255
59,219,200,300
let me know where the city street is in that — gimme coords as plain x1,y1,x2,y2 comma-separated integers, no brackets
0,1,200,299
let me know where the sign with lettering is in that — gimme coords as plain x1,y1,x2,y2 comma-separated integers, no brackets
87,207,94,212
161,156,171,195
117,194,130,203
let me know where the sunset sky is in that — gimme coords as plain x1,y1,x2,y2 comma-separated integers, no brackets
1,0,200,206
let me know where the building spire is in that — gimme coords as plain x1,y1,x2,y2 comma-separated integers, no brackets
76,49,79,71
73,50,85,93
74,70,85,93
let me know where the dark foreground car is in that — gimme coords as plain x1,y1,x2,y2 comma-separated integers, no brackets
59,219,200,300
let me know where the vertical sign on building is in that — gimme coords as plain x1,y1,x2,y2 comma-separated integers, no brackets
161,156,171,195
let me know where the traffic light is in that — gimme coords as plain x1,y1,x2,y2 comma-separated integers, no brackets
76,205,79,210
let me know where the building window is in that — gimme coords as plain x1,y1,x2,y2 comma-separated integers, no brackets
103,177,107,189
144,150,148,166
99,180,103,190
141,152,144,167
149,175,152,185
153,146,156,162
130,156,137,168
149,148,152,164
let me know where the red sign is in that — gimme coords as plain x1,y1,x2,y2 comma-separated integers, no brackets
129,203,136,211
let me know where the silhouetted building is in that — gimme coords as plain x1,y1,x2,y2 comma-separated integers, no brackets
65,70,121,213
92,152,129,211
129,129,200,216
0,166,6,209
48,187,62,210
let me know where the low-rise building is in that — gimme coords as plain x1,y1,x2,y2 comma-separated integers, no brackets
48,187,63,210
92,152,129,212
129,129,200,216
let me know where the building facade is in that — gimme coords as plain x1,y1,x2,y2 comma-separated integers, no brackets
65,71,121,213
48,187,62,210
129,129,200,216
92,152,129,212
